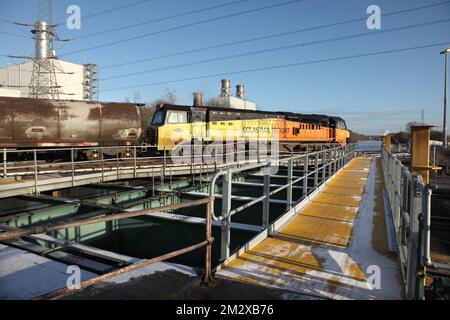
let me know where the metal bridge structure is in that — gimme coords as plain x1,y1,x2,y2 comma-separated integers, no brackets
0,140,448,300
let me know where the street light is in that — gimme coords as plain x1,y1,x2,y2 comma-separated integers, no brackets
441,47,450,151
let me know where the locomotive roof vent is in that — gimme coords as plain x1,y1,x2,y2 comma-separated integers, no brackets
219,79,231,97
193,92,203,107
235,84,246,100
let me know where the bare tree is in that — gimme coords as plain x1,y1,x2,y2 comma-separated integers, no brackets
133,90,142,103
405,121,420,132
164,89,177,104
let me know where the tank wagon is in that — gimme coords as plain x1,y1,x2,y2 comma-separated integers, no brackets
0,97,143,159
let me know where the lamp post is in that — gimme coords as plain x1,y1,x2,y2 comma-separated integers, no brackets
441,47,450,151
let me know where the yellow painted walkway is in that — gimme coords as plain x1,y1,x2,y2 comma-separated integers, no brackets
217,156,402,299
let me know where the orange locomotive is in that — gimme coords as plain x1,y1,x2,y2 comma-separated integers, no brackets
149,104,350,151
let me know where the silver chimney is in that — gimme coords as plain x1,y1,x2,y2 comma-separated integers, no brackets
236,84,246,100
32,20,55,60
193,92,203,106
219,79,231,97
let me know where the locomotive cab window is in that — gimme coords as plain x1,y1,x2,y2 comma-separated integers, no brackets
192,110,205,123
152,110,165,125
167,111,188,124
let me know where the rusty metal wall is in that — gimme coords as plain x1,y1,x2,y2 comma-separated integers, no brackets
0,97,142,147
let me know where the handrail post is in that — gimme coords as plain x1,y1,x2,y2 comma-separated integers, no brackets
204,197,213,283
133,145,137,179
71,148,74,186
263,163,270,228
303,154,308,198
101,147,104,182
220,170,232,261
116,148,119,180
33,149,38,194
163,145,167,177
322,150,326,181
314,152,319,188
3,148,7,178
333,147,337,175
286,156,293,210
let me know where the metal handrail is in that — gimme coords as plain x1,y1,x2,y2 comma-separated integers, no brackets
208,144,353,221
207,144,354,261
0,196,215,299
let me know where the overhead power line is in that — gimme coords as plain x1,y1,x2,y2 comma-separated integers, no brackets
100,18,450,81
54,0,157,26
0,17,16,25
73,0,255,40
101,41,450,92
0,31,32,39
60,0,304,57
100,0,450,70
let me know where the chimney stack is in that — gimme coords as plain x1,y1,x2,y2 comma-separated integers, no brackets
193,92,203,106
219,79,231,97
236,84,245,100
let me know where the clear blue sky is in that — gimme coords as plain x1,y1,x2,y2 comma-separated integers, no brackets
1,0,449,135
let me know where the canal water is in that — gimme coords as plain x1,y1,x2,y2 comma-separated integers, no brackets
0,164,332,269
355,140,382,152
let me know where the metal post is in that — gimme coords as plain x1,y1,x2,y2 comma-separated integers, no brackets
71,148,74,186
321,150,326,181
3,148,6,178
314,152,319,188
163,145,167,177
443,51,448,150
116,148,119,180
286,157,293,210
133,145,137,179
333,147,337,175
405,176,422,299
303,154,308,198
410,125,432,184
101,147,104,182
220,170,232,261
263,164,270,228
204,197,213,283
33,149,38,194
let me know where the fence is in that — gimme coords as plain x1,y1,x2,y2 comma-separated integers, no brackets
0,142,340,197
381,145,450,299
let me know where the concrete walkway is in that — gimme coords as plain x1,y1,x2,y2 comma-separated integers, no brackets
217,156,404,300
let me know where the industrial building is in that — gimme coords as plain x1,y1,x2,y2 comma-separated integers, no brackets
0,60,98,100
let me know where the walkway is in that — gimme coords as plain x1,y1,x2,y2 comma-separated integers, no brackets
216,156,404,299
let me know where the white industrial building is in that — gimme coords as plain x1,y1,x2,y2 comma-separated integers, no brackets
0,60,97,101
207,79,257,110
0,18,98,101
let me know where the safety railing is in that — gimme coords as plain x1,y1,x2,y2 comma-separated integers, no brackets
0,196,214,300
209,144,355,261
0,142,340,196
382,145,422,299
381,145,450,299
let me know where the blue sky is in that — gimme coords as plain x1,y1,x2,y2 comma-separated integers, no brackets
1,0,449,135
